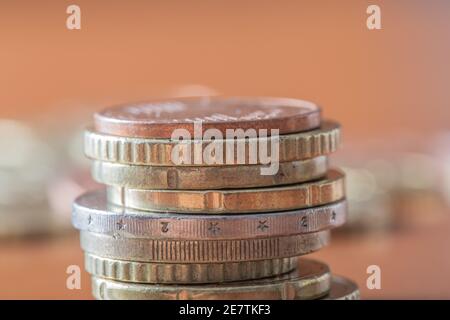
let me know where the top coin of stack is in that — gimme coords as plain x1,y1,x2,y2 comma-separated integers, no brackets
73,96,359,300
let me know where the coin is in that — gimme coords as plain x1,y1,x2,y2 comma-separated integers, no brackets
91,258,330,300
84,121,340,166
85,253,296,284
105,169,345,214
73,190,346,239
91,156,328,190
80,230,330,263
323,276,360,300
94,97,321,139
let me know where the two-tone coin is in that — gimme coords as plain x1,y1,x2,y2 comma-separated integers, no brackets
72,190,346,239
91,258,331,300
80,230,330,263
85,253,296,284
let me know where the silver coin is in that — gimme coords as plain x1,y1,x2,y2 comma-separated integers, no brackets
72,190,347,240
80,230,330,263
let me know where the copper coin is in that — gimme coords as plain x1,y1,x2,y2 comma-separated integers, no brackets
94,97,321,138
91,258,331,300
105,169,345,214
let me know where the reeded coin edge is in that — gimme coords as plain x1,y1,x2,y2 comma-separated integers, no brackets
84,121,340,165
80,230,330,263
85,253,297,284
90,258,331,300
72,191,347,239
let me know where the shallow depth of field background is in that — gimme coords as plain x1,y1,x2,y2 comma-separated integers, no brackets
0,0,449,299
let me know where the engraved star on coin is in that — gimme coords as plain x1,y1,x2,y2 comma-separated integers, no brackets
208,222,220,234
116,219,126,230
257,220,269,231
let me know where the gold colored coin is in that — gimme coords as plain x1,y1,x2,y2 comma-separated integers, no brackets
84,121,340,166
85,253,296,284
91,258,331,300
106,169,345,214
92,156,328,190
323,276,360,300
80,230,330,263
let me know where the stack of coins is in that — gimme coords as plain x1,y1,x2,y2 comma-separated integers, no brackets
72,97,359,300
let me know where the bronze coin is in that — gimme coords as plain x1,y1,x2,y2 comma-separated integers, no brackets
84,121,340,166
104,169,345,214
91,258,331,300
94,97,321,138
92,156,328,190
85,253,297,284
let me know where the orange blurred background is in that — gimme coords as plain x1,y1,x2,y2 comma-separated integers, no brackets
0,0,449,299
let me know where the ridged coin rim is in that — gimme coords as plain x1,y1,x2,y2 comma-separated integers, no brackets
80,230,330,263
85,253,297,284
72,190,346,239
84,121,340,166
91,258,331,300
